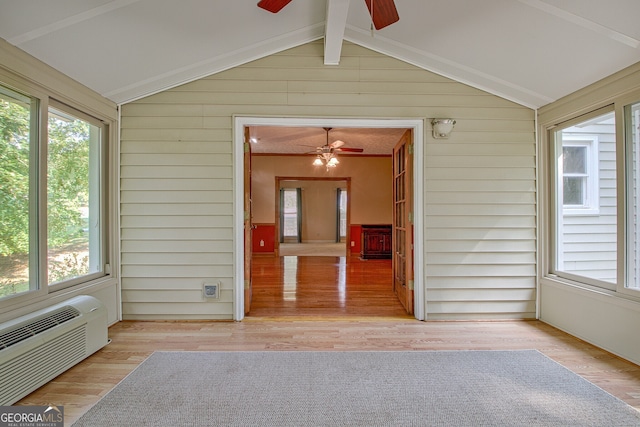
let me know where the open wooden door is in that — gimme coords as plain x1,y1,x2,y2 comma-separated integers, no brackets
392,130,414,314
244,127,252,314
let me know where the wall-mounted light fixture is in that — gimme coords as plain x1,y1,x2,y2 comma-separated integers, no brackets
431,119,456,139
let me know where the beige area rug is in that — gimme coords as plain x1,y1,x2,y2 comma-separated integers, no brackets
279,242,347,257
72,350,640,426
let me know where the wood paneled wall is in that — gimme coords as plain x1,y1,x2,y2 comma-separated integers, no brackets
120,41,535,320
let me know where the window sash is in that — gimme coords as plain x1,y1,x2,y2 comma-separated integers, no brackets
47,101,106,290
551,110,616,290
0,86,40,299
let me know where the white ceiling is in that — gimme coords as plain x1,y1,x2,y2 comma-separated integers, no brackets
1,1,638,155
1,0,639,110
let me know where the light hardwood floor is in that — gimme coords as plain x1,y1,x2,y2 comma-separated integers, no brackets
248,256,408,317
16,255,640,426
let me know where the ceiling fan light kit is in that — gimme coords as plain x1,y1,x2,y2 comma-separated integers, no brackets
312,127,362,170
314,154,339,170
431,119,456,139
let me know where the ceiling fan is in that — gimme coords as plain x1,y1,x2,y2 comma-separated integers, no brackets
257,0,399,30
311,127,364,169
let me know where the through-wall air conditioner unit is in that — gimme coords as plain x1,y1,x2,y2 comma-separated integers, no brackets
0,295,109,405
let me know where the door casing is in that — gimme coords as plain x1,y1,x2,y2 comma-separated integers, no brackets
233,116,425,321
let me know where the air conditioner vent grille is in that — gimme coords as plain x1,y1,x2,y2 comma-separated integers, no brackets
0,306,81,350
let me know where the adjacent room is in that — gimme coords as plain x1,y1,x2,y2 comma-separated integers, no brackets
1,0,640,424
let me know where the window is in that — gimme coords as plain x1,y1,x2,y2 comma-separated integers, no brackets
337,188,347,241
563,145,587,205
556,134,600,215
552,110,616,288
47,103,104,287
560,137,599,214
627,101,640,289
281,188,301,243
0,82,109,302
0,86,38,299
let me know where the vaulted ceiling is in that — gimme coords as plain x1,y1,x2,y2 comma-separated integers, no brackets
1,0,638,110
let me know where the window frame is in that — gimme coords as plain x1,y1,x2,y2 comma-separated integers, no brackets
46,100,109,292
0,84,43,300
625,101,640,291
280,187,302,243
337,188,347,241
0,75,115,310
548,106,618,291
543,94,640,299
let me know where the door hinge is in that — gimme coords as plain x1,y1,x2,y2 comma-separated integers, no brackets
408,280,414,290
244,142,250,152
408,143,414,155
244,279,250,290
244,210,250,221
408,211,413,224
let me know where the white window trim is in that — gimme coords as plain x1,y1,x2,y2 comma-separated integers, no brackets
628,107,640,290
560,135,600,216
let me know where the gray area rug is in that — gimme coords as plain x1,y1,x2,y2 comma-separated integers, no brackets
72,350,640,426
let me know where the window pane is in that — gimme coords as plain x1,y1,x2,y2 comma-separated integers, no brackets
563,177,584,205
627,101,640,289
47,107,101,285
0,87,36,298
563,146,586,174
555,111,616,286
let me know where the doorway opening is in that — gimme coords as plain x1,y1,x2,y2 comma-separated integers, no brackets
233,117,425,321
275,177,350,258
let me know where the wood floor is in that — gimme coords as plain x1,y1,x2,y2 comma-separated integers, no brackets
248,255,409,317
16,254,640,426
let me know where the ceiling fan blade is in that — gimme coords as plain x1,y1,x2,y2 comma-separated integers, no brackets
330,140,345,148
336,147,364,153
364,0,399,30
257,0,293,13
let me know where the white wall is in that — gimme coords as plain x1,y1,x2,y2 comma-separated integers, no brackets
252,155,392,225
120,40,536,320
